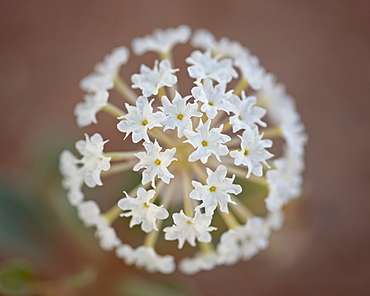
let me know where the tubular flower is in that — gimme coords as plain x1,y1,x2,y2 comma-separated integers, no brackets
60,26,307,274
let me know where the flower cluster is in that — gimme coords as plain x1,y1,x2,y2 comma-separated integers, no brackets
60,25,307,274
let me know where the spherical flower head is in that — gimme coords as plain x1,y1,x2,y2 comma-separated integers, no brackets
186,49,238,83
132,25,191,55
131,59,179,97
159,91,202,137
164,209,217,248
191,79,234,119
63,26,307,274
184,119,231,164
118,188,169,233
117,96,165,143
133,140,177,188
190,165,242,215
75,133,111,188
230,125,274,178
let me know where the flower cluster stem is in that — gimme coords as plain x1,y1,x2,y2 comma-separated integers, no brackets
101,161,136,178
182,169,194,217
199,241,214,254
101,103,126,118
104,151,137,161
102,205,122,226
262,125,282,138
233,77,249,96
230,201,254,224
114,75,137,104
148,128,174,147
218,209,240,230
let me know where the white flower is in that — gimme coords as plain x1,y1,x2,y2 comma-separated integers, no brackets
77,200,107,229
191,28,244,57
75,133,111,188
280,110,308,158
117,96,166,143
95,226,121,251
132,25,191,55
118,188,169,233
59,150,84,206
94,46,129,78
256,73,292,124
186,49,238,83
190,165,242,214
164,210,217,248
77,200,121,251
191,79,234,119
229,92,267,132
184,119,231,164
133,140,177,188
131,59,179,97
239,217,271,260
230,126,273,178
74,91,109,127
159,91,202,137
116,244,175,274
265,158,303,212
265,211,284,231
217,229,241,265
79,73,114,93
179,251,219,274
234,50,266,90
63,26,307,274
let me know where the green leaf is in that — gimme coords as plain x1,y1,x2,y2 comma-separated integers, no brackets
0,260,35,296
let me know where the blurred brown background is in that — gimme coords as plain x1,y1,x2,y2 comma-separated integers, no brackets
0,0,369,295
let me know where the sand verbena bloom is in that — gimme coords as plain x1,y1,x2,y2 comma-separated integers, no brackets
60,25,307,274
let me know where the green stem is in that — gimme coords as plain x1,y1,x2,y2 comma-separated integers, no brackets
199,241,214,254
114,75,137,104
218,208,240,230
233,77,249,97
229,200,254,224
102,205,122,226
101,161,135,178
101,102,125,118
262,125,282,138
104,151,137,161
182,169,194,217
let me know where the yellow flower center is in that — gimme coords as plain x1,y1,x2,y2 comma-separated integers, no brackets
154,159,161,165
201,140,208,146
142,120,148,126
209,186,216,192
177,114,184,120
